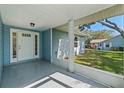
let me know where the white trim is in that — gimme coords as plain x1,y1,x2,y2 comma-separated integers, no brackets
10,28,18,63
109,42,112,48
33,32,40,59
50,28,53,63
10,28,40,63
103,42,106,48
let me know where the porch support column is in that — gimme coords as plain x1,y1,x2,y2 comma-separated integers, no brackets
68,19,75,72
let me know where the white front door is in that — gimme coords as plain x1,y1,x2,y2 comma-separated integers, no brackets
18,31,34,61
10,28,39,63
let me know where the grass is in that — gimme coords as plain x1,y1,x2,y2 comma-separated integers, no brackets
75,49,124,75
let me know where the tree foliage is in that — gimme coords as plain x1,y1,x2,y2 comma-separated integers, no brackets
79,17,124,38
83,29,112,44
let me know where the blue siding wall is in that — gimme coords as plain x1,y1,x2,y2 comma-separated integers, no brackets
52,29,85,59
104,35,124,47
3,25,42,66
39,32,42,59
52,30,68,59
101,35,124,50
3,25,10,66
42,29,51,61
0,15,3,82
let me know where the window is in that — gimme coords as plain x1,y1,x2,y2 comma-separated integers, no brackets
106,44,109,48
22,33,31,37
74,37,78,47
12,32,17,58
35,35,38,55
57,39,69,60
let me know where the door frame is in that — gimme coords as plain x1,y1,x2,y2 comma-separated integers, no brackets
10,28,40,63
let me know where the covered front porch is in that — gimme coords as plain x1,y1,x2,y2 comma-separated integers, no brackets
0,4,124,88
0,60,106,88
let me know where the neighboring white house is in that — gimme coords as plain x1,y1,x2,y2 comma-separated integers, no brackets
90,39,107,50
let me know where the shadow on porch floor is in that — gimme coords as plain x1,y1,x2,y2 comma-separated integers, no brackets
0,60,107,88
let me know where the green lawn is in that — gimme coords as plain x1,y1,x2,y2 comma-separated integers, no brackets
75,49,124,75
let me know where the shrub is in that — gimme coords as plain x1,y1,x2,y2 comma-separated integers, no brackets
111,47,118,51
119,47,124,51
111,47,124,51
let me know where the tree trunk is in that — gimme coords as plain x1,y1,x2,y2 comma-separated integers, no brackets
97,20,124,38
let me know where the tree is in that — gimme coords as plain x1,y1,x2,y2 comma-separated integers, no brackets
79,18,124,38
97,19,124,38
83,29,112,48
82,29,112,40
91,30,112,39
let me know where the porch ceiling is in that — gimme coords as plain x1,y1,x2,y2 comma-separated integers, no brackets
0,4,115,31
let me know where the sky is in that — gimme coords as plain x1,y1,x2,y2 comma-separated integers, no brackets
89,15,124,36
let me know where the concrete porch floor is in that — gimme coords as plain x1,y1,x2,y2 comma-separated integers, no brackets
0,60,107,88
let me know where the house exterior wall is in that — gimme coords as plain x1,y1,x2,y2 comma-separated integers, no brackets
39,32,42,59
52,30,68,69
2,25,42,66
3,25,10,66
0,15,3,83
52,30,68,60
2,25,85,66
52,29,85,69
42,29,51,61
101,35,124,50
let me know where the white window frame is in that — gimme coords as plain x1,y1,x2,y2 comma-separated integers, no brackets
10,28,18,63
33,32,40,59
